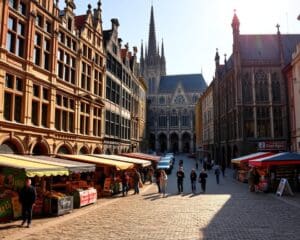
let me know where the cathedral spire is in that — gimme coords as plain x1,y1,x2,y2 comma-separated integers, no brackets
148,5,157,57
161,39,165,57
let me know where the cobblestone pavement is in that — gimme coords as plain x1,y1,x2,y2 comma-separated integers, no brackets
1,154,300,240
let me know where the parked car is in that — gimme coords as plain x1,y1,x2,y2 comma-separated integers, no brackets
160,157,174,169
165,153,175,164
157,161,172,174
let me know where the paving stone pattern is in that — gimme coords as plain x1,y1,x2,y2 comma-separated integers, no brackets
1,154,300,240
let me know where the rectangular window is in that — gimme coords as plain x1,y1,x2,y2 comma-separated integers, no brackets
41,104,48,127
31,101,39,125
55,109,61,130
4,92,12,120
14,95,22,122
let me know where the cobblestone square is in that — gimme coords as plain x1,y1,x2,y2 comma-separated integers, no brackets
1,155,299,240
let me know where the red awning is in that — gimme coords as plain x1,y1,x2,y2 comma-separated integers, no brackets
231,152,274,164
249,152,300,167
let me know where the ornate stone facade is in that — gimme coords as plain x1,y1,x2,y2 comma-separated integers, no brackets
141,6,207,153
0,0,105,155
213,12,300,166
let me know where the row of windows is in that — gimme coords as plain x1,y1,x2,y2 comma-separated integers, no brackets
155,116,191,128
3,73,103,137
105,111,130,140
244,106,283,138
242,72,281,103
6,7,104,96
106,77,131,110
106,53,132,88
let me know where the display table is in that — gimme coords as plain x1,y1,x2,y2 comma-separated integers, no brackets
44,196,73,216
72,188,97,208
0,198,13,222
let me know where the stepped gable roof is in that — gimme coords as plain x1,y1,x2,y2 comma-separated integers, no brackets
159,74,207,93
239,34,300,65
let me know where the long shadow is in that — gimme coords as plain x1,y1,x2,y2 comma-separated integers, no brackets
0,224,21,230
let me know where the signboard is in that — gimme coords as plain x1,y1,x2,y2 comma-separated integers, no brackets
103,178,112,192
258,141,286,151
276,178,294,196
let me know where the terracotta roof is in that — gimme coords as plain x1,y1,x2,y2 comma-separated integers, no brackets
75,15,86,30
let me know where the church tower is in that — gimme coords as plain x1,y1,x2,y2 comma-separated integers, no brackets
141,6,166,95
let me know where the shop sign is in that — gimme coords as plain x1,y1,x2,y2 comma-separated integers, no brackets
79,190,89,207
57,196,73,215
258,141,286,151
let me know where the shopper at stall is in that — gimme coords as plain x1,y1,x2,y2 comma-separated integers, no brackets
199,169,208,193
190,169,197,193
121,172,129,197
253,168,260,193
159,170,168,197
133,169,142,194
176,166,185,194
19,178,36,228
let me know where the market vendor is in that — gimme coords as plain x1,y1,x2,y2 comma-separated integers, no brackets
19,178,36,228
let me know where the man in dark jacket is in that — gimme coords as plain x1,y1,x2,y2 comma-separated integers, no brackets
19,178,36,227
176,167,185,194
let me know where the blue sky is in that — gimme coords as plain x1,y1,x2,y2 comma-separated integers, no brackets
60,0,300,84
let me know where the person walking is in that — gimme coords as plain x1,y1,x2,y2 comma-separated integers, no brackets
133,169,142,194
155,169,161,193
176,167,185,194
214,165,221,184
121,171,129,196
19,178,36,228
199,169,208,193
159,170,168,197
190,169,197,193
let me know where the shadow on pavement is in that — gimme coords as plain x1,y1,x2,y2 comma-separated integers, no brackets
0,224,21,230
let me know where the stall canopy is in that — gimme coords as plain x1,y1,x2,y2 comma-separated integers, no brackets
91,154,151,167
5,155,95,174
120,153,160,162
231,152,274,164
0,154,69,177
57,154,133,170
249,152,300,167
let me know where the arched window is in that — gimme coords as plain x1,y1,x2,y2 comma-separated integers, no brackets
242,72,252,103
170,109,178,127
271,73,281,102
255,70,269,102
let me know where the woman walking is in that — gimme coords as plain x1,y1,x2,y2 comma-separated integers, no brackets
190,169,197,193
159,170,168,197
199,169,208,193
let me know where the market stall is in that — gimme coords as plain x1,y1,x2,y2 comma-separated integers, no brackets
231,152,274,182
249,152,300,192
91,154,152,187
92,154,151,167
8,155,97,210
56,154,133,197
0,154,69,221
119,153,160,163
